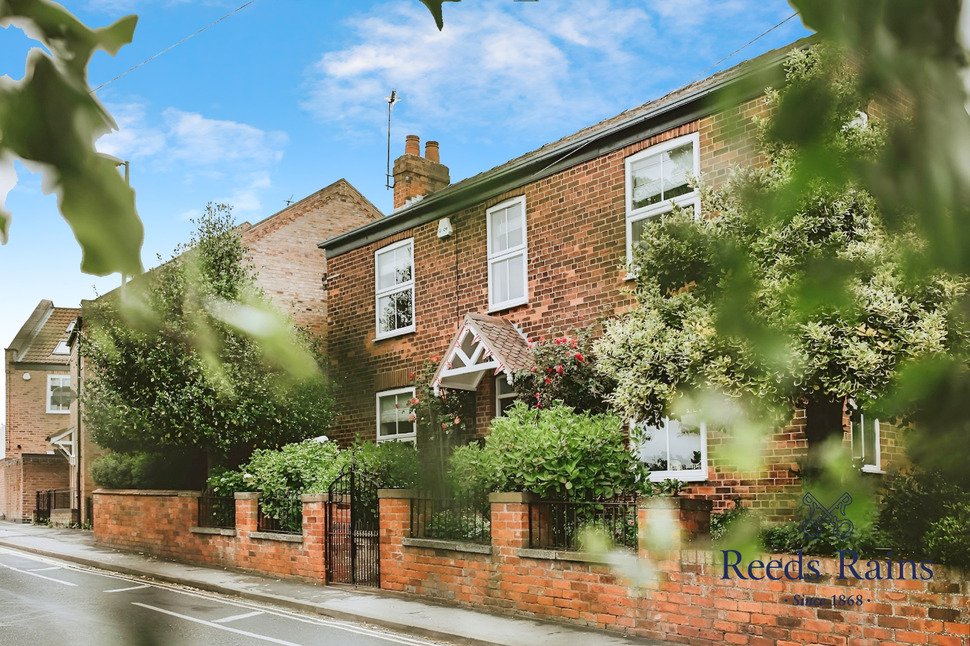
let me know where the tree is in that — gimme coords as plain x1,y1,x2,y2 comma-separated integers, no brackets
83,203,334,481
593,46,968,474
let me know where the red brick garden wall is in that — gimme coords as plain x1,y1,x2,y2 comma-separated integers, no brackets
380,491,969,646
93,490,327,582
0,454,69,522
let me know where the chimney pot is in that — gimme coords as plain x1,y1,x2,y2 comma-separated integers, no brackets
405,134,420,156
425,141,440,163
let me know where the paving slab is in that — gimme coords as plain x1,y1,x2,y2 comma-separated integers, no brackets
0,522,664,646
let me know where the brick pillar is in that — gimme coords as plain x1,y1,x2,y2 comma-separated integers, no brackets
301,493,328,581
489,492,533,556
234,492,260,537
638,496,712,555
378,489,415,592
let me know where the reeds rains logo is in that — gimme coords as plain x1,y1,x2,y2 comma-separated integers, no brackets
720,491,934,581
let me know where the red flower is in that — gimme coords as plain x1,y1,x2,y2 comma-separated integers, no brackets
454,416,461,424
536,402,542,408
556,365,563,374
547,367,553,374
408,372,415,380
544,377,551,384
441,422,448,429
575,352,585,362
535,392,541,399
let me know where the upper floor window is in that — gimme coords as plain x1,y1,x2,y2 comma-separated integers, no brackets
487,196,528,311
849,401,882,473
47,374,71,414
375,239,415,339
633,416,707,482
625,133,700,264
376,387,417,444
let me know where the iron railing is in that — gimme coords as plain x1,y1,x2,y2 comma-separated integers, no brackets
529,497,639,551
257,498,303,535
410,489,491,544
197,494,236,529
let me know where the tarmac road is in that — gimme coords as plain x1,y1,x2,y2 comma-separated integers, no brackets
0,546,450,646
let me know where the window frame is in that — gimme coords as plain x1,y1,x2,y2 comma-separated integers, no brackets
376,387,417,445
494,375,517,418
486,196,529,312
46,374,71,415
624,132,701,267
632,416,708,483
849,401,882,473
374,238,416,340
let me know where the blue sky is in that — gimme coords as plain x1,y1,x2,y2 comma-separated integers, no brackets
0,0,810,421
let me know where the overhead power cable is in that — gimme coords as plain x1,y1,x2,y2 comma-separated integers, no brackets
686,11,800,85
91,0,255,93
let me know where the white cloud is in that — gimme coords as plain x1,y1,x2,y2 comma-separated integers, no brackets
302,0,648,137
163,109,287,167
96,102,286,215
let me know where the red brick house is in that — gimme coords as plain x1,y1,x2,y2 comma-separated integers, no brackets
1,300,78,522
6,179,385,526
319,43,903,519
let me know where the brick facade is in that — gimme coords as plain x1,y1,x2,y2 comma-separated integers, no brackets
378,490,968,645
321,49,908,519
241,178,383,341
93,490,327,582
2,301,78,521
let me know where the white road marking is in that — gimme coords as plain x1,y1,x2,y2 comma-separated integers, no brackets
0,562,76,586
0,546,438,645
213,610,264,623
131,603,302,646
104,584,150,593
25,566,61,572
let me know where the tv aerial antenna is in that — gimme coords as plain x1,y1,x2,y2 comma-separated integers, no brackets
385,89,400,189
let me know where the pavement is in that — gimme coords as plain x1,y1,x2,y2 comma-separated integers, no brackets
0,522,662,646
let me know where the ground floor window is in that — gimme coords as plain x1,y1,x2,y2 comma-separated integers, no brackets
849,401,881,472
495,376,517,417
376,387,416,444
633,417,707,482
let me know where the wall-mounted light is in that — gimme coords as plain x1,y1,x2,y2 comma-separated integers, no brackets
22,373,31,381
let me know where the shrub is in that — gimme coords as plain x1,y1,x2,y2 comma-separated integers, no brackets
924,503,970,568
207,439,340,522
426,508,490,542
512,330,615,414
90,451,195,489
878,467,970,561
448,402,650,500
325,439,421,490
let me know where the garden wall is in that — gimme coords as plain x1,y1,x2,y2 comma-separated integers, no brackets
93,490,326,582
380,491,970,646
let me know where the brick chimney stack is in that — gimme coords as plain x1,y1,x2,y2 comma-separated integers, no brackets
393,135,450,210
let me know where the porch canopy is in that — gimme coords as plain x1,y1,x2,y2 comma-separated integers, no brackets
432,313,532,394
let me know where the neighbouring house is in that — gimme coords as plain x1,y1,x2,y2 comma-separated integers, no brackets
319,42,905,521
1,300,79,522
8,179,385,526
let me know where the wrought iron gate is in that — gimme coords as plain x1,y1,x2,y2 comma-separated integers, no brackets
326,466,380,586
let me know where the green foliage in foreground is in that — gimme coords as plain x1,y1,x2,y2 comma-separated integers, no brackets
1,0,142,275
84,204,334,472
594,46,968,433
448,402,650,500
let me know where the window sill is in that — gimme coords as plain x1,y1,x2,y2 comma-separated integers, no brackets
374,326,415,342
46,410,70,415
376,436,416,445
402,537,492,554
487,298,528,314
860,466,885,475
647,471,707,483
